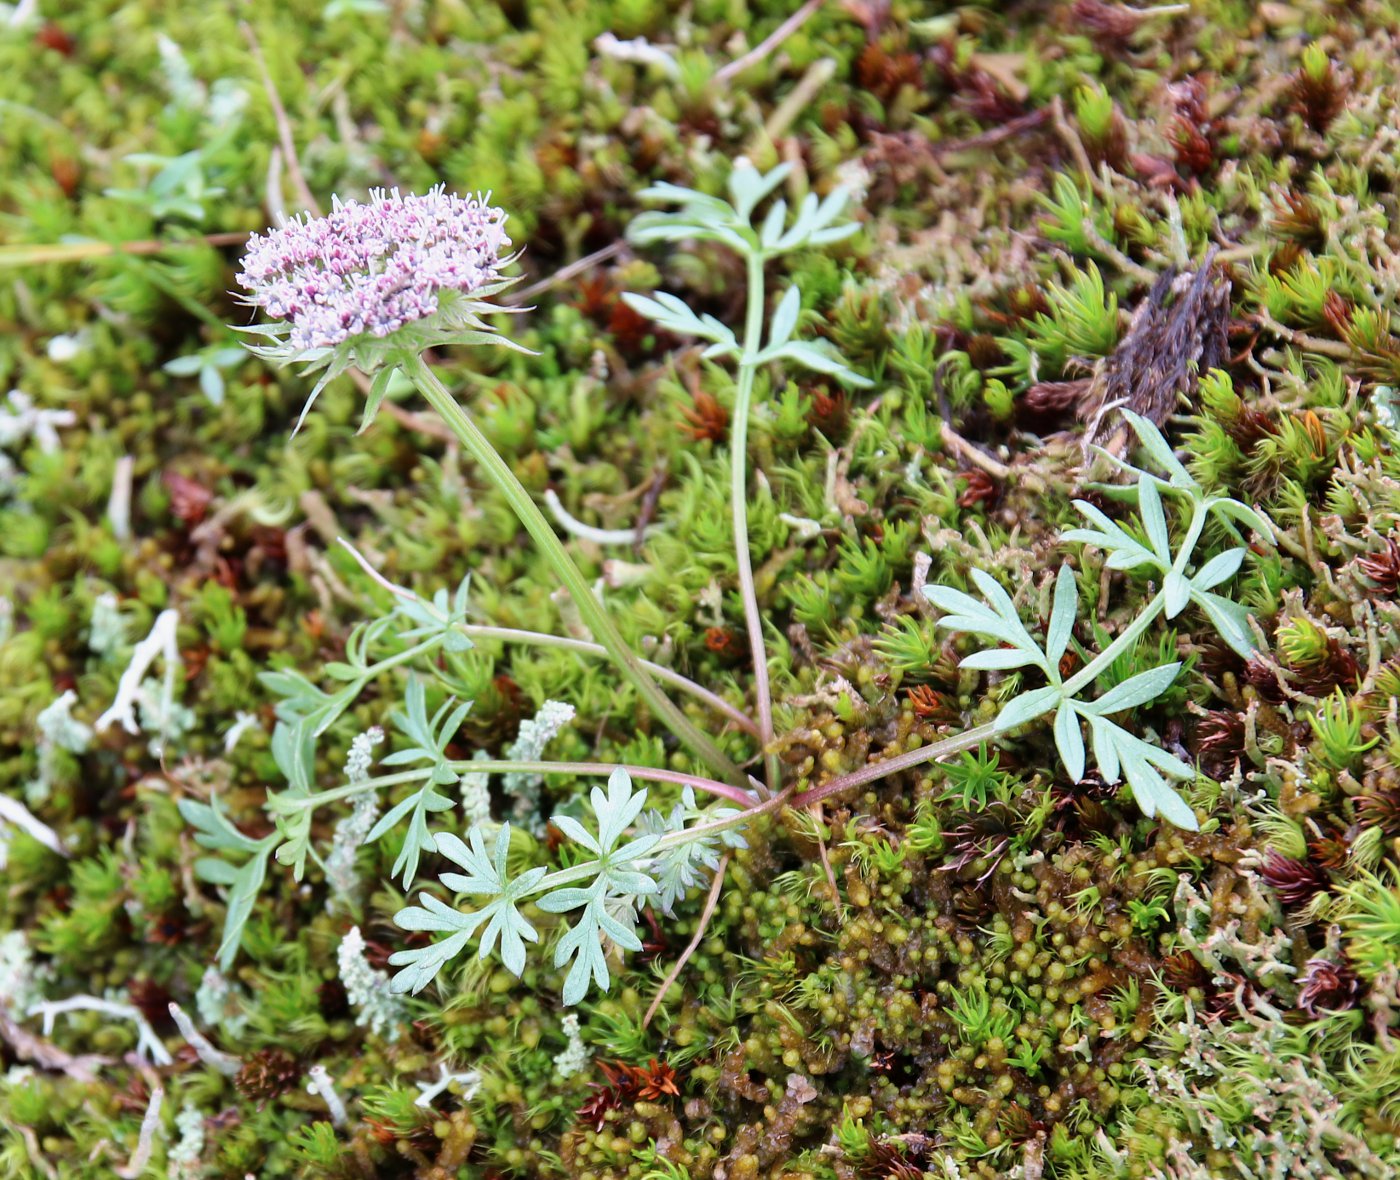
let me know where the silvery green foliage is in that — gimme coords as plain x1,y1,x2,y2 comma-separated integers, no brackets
639,786,747,916
389,768,742,1004
622,161,871,387
261,570,474,741
369,676,472,887
390,824,548,992
928,566,1198,829
925,411,1274,831
192,572,477,968
1064,409,1273,657
177,793,276,971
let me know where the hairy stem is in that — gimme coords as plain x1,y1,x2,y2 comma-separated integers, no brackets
405,354,747,787
789,721,1003,809
733,250,781,791
289,759,759,811
643,850,730,1027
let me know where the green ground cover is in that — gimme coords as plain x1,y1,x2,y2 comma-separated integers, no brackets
3,1,1400,1177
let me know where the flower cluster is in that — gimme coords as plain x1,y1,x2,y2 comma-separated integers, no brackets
237,186,510,352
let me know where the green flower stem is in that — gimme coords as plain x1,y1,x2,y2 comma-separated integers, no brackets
405,354,748,788
458,624,759,737
733,250,781,792
789,721,1003,809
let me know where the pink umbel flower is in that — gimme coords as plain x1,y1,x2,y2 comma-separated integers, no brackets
235,186,524,432
238,187,510,350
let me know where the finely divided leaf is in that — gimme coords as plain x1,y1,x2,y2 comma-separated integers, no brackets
1164,569,1191,619
1081,663,1182,715
728,162,791,221
1138,477,1171,565
1045,564,1078,667
1120,409,1196,489
769,285,801,351
994,685,1061,732
1193,590,1256,657
1064,501,1160,572
1190,547,1245,592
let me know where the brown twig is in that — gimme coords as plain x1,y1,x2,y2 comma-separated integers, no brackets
506,242,625,305
0,232,248,269
1254,309,1356,360
714,0,825,84
931,107,1052,158
1048,95,1103,195
940,421,1011,479
643,852,731,1027
241,21,320,218
0,1012,109,1083
810,802,841,907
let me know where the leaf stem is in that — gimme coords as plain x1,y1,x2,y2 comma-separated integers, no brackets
458,624,759,737
453,761,760,806
405,354,748,788
337,537,759,737
1061,588,1167,698
732,250,780,791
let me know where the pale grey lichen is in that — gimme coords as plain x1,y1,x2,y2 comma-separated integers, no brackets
325,727,385,902
552,1012,590,1079
166,1101,205,1180
337,925,406,1042
193,966,248,1039
504,699,576,827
